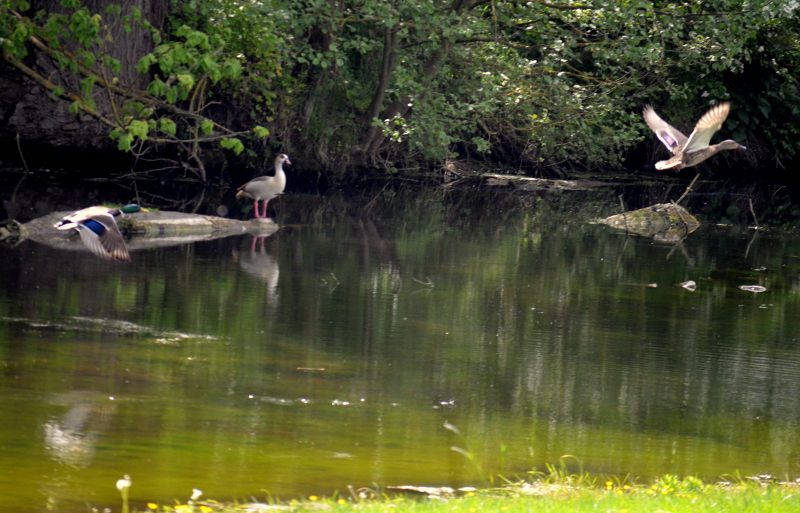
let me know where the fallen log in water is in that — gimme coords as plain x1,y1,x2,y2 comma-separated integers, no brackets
2,210,278,253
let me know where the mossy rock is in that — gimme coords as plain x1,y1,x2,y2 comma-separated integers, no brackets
598,203,699,242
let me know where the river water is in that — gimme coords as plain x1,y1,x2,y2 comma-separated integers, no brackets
1,179,800,512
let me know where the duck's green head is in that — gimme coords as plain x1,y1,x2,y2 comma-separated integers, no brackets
119,204,148,213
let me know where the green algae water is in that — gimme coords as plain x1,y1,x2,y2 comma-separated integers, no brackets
1,188,800,512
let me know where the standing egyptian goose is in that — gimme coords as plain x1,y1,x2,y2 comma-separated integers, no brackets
54,204,147,262
643,102,746,170
236,154,290,218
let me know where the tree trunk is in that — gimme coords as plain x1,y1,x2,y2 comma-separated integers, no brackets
362,41,449,155
358,0,479,156
357,26,398,152
0,0,167,164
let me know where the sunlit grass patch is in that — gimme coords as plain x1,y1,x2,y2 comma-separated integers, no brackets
118,452,800,513
134,474,800,513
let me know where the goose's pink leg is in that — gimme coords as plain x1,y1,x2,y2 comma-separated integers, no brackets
253,200,263,218
260,200,269,218
250,235,266,252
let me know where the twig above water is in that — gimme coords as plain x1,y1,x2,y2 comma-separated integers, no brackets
412,276,434,295
675,173,700,205
365,181,392,212
749,198,759,229
11,133,29,203
618,194,628,234
321,272,340,292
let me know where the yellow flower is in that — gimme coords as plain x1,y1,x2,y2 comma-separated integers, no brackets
500,508,508,511
175,506,190,512
337,499,346,505
467,492,475,497
469,508,477,512
147,504,158,510
200,506,213,513
621,510,628,513
309,496,318,501
623,484,631,489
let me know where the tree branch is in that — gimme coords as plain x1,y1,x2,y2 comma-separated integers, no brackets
653,9,749,18
2,49,117,128
358,26,399,151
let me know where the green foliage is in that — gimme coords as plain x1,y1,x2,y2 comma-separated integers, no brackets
161,0,797,174
4,0,800,176
1,0,269,180
220,137,244,155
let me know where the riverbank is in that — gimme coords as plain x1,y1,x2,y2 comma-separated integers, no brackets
6,163,800,230
122,474,800,513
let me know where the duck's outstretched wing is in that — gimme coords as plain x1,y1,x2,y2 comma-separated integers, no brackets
55,206,113,229
682,102,731,154
76,214,131,262
643,105,688,154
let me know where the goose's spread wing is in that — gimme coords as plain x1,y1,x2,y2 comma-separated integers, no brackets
643,105,688,154
682,102,731,154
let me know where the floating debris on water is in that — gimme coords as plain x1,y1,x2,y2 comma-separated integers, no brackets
0,316,220,343
677,280,696,291
260,397,294,406
739,285,767,293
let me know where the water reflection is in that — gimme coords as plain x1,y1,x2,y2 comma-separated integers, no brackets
44,391,114,468
1,188,800,513
236,234,280,304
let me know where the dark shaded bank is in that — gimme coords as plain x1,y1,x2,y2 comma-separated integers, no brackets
0,132,779,189
3,162,800,230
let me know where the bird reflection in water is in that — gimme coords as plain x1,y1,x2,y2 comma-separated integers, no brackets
43,391,116,468
234,234,280,304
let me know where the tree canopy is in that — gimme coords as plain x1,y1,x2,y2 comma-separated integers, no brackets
2,0,799,179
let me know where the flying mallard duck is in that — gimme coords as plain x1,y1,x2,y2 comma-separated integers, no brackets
643,102,746,170
54,204,147,262
236,154,290,219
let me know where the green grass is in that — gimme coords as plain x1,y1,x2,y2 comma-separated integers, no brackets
135,474,800,513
